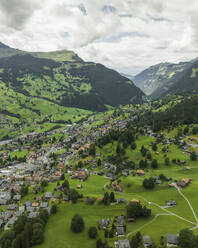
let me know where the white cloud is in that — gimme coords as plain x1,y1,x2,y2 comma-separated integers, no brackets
0,0,198,75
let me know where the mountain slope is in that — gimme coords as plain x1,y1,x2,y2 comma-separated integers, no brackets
0,42,144,139
133,59,197,99
0,42,144,111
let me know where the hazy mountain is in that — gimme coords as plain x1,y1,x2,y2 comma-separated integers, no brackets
133,59,198,99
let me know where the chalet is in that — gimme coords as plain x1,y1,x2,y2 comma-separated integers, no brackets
177,178,191,188
25,201,32,208
117,216,125,226
117,198,126,204
40,202,48,208
130,199,140,203
7,204,17,211
28,212,38,219
77,171,88,181
98,219,110,229
13,195,21,201
143,235,152,247
167,234,178,247
116,226,125,236
45,192,53,199
136,170,145,176
166,200,176,207
7,216,18,227
112,182,122,192
32,202,39,207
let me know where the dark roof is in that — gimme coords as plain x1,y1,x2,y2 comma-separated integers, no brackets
143,235,152,246
167,234,178,245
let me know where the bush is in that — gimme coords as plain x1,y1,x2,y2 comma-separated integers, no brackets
88,226,98,239
70,215,85,233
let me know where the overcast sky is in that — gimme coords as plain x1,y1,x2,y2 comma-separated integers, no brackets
0,0,198,75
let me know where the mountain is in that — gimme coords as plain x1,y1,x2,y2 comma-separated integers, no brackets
133,59,198,99
0,42,144,139
0,43,144,112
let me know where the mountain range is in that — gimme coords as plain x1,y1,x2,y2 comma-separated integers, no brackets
0,42,144,113
132,58,198,99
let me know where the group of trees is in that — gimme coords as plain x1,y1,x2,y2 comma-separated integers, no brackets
143,177,155,189
126,202,151,219
1,210,49,248
103,192,115,205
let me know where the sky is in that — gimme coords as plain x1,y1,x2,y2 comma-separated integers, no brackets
0,0,198,75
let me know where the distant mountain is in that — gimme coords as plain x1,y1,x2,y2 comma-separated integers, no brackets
133,58,198,99
0,42,144,112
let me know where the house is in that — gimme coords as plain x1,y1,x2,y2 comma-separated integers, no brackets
45,192,53,199
177,178,191,188
7,216,17,227
7,204,17,211
117,198,126,204
13,195,21,201
40,202,48,208
32,202,39,207
116,226,125,236
98,219,110,229
28,212,38,219
167,234,178,247
117,216,125,226
143,235,152,247
136,170,145,176
166,200,176,207
114,239,130,248
112,182,122,192
77,171,88,181
25,201,32,208
130,199,140,203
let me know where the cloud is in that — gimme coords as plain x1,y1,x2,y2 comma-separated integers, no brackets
0,0,40,30
0,0,198,75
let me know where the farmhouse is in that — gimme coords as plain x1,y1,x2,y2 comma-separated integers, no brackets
136,170,145,176
114,239,130,248
98,219,110,229
167,234,178,247
143,235,152,247
166,200,176,207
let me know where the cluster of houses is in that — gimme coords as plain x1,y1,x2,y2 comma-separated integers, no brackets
114,233,178,248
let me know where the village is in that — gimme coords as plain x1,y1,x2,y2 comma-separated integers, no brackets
0,109,197,248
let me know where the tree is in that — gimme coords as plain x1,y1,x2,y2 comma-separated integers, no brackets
110,192,115,203
60,173,65,180
88,227,98,239
62,179,70,189
146,152,152,160
126,202,151,219
51,204,58,214
69,189,78,204
1,231,15,248
130,232,143,248
190,151,197,161
89,145,96,156
20,186,29,197
131,142,137,150
70,215,85,233
31,223,44,245
179,229,197,248
165,157,170,166
103,192,110,205
151,159,158,169
152,143,157,151
143,178,155,189
97,159,101,167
